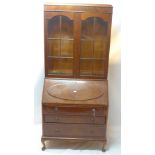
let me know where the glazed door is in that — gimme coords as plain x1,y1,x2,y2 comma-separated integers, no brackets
45,12,75,77
79,13,111,78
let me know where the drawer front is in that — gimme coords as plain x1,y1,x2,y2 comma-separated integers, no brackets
43,123,105,137
44,115,105,124
43,106,105,116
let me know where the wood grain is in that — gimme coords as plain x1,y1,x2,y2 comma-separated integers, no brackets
42,78,108,105
42,3,112,151
43,123,105,137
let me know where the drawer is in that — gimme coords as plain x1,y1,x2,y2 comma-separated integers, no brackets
44,114,105,124
43,123,105,137
43,106,105,116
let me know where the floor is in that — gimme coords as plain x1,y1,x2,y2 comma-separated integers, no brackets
33,124,120,155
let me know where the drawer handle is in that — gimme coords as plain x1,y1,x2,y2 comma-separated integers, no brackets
92,108,96,117
55,117,60,121
54,107,58,111
91,117,94,121
55,129,60,133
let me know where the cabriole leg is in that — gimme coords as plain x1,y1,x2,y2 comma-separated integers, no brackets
102,143,106,152
41,139,46,151
102,147,106,152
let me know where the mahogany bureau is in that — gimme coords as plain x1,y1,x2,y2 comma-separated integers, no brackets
41,3,113,152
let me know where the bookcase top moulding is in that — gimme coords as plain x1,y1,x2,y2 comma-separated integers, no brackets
44,3,113,13
44,3,112,7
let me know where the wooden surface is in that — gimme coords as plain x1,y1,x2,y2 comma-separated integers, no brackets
44,4,112,79
43,123,105,137
42,78,108,151
44,4,112,13
44,114,105,124
42,4,112,151
42,78,108,105
43,106,106,116
47,80,104,101
44,3,112,7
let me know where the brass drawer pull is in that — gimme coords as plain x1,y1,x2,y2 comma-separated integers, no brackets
92,108,96,117
55,117,60,121
91,117,94,121
55,129,60,133
54,107,58,111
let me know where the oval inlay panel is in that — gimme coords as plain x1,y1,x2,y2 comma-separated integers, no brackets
47,81,104,101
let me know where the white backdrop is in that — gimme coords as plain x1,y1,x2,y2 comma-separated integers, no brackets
1,0,155,155
0,0,120,154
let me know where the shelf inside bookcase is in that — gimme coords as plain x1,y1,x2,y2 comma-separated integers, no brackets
80,59,105,76
48,39,73,57
48,57,73,75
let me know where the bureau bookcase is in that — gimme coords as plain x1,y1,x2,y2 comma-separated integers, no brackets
41,3,113,152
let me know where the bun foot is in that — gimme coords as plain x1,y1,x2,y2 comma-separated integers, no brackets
41,138,46,151
42,146,46,151
102,143,106,152
102,148,106,152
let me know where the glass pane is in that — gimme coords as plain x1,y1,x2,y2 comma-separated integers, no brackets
61,40,73,57
81,40,93,58
93,60,105,76
80,59,92,75
94,38,106,58
61,16,73,39
48,58,73,75
48,39,60,56
94,17,107,39
47,15,74,75
80,17,107,77
48,16,60,38
81,17,94,39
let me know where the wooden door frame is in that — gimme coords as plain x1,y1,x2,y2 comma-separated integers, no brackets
44,12,75,78
77,13,112,79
